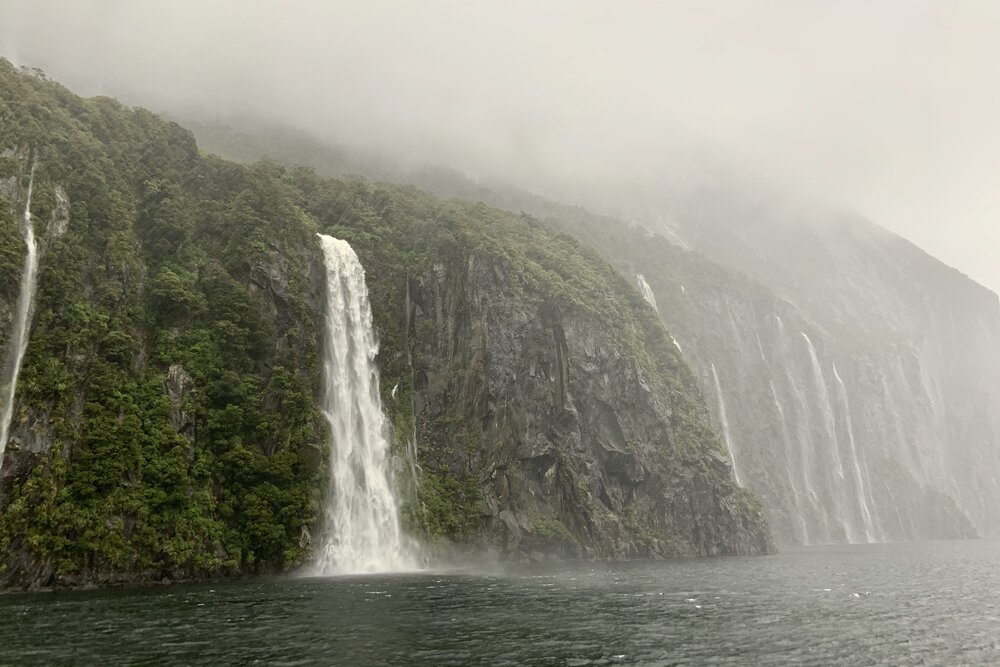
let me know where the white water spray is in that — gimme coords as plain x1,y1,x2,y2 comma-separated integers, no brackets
711,363,742,486
0,163,39,466
314,234,418,574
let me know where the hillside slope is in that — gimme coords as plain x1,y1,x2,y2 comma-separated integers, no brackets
0,62,769,589
186,116,1000,544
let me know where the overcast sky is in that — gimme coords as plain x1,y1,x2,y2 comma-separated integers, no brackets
3,1,999,294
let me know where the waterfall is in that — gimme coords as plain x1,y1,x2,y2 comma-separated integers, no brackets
754,331,767,363
801,332,856,541
635,273,658,312
800,333,845,479
770,378,810,544
0,163,39,466
710,363,742,486
314,234,417,574
776,315,829,540
832,362,880,542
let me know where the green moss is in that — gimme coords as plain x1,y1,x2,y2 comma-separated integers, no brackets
403,469,483,542
532,518,578,546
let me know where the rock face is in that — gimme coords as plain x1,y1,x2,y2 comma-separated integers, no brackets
298,181,775,561
547,193,997,544
653,194,1000,543
164,364,195,437
397,250,771,558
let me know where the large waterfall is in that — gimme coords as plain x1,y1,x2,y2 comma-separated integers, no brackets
0,163,38,466
314,233,417,574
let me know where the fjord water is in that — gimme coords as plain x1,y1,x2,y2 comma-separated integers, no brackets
314,234,416,574
0,163,38,463
3,541,998,665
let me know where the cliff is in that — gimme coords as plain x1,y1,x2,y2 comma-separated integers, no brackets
186,118,1000,545
641,189,1000,541
0,62,770,589
543,213,986,543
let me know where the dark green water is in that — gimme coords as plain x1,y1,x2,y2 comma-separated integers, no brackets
1,541,998,665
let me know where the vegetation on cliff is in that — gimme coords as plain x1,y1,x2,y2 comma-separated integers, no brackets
0,61,769,588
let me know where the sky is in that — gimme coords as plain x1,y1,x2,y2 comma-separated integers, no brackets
2,1,999,294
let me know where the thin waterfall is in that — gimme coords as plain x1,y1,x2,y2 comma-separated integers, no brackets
832,362,879,542
800,333,846,479
801,332,854,541
770,378,810,544
0,162,38,466
314,233,418,574
711,363,742,486
776,315,828,541
635,273,658,312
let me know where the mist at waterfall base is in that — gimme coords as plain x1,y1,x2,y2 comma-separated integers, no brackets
4,541,999,665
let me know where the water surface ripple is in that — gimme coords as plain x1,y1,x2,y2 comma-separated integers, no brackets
2,541,998,665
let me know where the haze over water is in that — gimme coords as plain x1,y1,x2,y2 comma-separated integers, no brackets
3,541,998,665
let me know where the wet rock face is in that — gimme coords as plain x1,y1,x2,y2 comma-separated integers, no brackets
165,364,195,437
560,200,1000,546
660,202,1000,545
399,250,773,559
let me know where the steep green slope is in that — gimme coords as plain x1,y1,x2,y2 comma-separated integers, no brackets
0,62,769,588
0,65,326,586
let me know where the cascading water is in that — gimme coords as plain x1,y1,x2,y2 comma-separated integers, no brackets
314,233,418,574
635,274,658,312
832,362,880,542
769,377,810,544
800,333,845,480
801,332,857,541
775,315,828,540
710,363,742,486
0,162,38,467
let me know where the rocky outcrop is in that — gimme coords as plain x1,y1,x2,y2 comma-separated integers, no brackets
164,364,195,437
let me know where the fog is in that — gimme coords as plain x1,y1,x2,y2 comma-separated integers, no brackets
2,1,999,293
